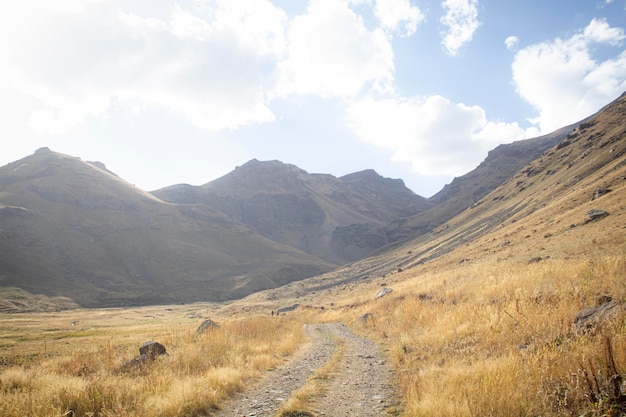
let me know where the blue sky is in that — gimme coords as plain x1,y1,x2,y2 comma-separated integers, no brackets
1,0,625,197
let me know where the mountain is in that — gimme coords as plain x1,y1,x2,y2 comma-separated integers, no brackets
2,93,624,310
0,148,335,307
383,121,581,244
239,92,626,302
153,159,431,264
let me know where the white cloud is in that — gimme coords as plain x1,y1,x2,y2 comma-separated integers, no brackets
275,0,394,98
0,1,286,134
345,95,527,177
374,0,424,37
505,35,519,51
583,17,625,45
440,0,481,56
512,18,626,133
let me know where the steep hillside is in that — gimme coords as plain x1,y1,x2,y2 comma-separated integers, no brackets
0,148,335,307
384,122,580,243
153,159,431,264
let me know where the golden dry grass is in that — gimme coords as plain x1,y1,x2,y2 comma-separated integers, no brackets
0,307,306,417
1,256,625,417
342,255,626,416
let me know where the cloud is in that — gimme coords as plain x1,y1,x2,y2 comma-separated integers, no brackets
512,18,626,133
374,0,425,37
440,0,481,56
0,1,286,134
345,95,528,177
505,35,519,51
275,0,394,98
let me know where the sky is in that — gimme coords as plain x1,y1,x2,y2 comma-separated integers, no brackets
1,0,626,197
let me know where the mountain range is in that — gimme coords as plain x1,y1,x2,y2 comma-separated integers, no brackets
1,92,624,308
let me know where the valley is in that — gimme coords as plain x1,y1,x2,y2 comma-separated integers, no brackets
0,92,625,416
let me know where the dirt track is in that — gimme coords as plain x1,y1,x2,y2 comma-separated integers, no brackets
211,322,399,417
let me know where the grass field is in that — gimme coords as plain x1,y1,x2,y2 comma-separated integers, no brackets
0,304,307,417
1,254,624,416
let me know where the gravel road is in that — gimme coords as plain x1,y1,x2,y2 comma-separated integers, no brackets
210,322,399,417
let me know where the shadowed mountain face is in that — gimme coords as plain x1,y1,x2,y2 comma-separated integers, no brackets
153,160,431,264
0,149,335,307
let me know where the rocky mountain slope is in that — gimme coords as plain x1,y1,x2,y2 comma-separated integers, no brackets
153,159,430,264
0,148,335,307
384,122,581,244
237,92,626,304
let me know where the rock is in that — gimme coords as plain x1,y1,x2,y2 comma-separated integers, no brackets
34,147,51,154
528,256,543,264
277,304,300,314
584,209,609,224
358,313,373,322
592,188,612,201
120,341,168,372
375,287,393,299
139,341,168,360
195,318,220,334
574,296,620,331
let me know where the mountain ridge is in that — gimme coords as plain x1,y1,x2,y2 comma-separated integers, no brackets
0,149,336,307
1,92,624,308
153,159,430,264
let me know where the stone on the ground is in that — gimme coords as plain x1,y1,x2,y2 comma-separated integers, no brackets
584,209,609,224
196,318,220,334
139,341,168,359
375,287,393,299
574,295,620,331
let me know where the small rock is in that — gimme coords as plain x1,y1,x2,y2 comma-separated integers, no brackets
584,209,609,224
591,188,612,201
139,341,168,359
375,287,393,299
196,318,220,334
358,313,373,322
528,256,543,264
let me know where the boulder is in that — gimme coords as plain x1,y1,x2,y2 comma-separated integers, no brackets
375,287,393,299
574,295,620,331
196,318,220,334
139,341,168,360
584,209,609,224
120,341,168,372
